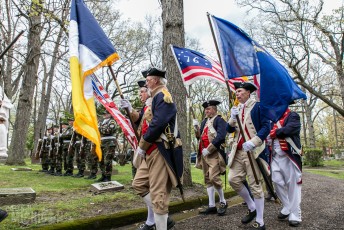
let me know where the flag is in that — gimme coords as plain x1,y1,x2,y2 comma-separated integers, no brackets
209,16,259,79
209,14,307,122
69,0,120,161
92,75,138,150
170,45,247,91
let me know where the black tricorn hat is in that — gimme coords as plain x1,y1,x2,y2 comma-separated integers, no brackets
146,67,166,78
202,100,221,108
137,79,146,88
233,81,258,93
141,69,149,78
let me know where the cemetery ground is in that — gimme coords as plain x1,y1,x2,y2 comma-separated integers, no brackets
0,159,343,229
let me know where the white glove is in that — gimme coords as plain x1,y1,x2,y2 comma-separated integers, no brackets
119,99,132,112
230,107,239,119
242,140,256,152
136,147,146,157
193,119,199,127
266,135,272,146
202,148,209,157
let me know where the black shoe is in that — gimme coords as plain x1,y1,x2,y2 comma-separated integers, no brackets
265,193,274,201
47,169,55,175
0,209,8,223
241,209,257,224
289,221,301,227
72,172,84,178
217,202,228,216
96,175,106,182
137,223,155,230
199,206,217,215
54,171,63,176
39,169,48,173
241,201,247,206
167,216,175,229
277,212,289,220
85,174,97,179
101,176,110,182
63,172,73,176
249,221,265,230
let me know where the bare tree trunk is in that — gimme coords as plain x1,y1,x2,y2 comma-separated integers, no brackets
32,26,65,163
304,103,316,148
161,0,192,186
6,0,43,165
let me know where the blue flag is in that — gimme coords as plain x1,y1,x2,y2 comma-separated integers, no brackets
210,14,307,122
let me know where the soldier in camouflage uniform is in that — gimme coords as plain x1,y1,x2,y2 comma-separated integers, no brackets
61,118,74,176
54,122,67,176
39,127,53,172
73,135,89,178
97,110,117,182
47,125,59,175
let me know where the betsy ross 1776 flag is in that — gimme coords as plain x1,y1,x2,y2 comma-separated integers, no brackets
92,75,138,150
170,45,247,91
69,0,120,161
209,14,307,122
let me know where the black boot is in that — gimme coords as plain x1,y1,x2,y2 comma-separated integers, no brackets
85,173,97,179
0,209,8,223
217,202,228,216
199,206,217,215
72,171,84,178
249,221,265,230
63,171,73,176
96,175,106,182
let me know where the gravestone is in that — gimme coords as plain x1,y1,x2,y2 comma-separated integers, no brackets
90,181,124,193
0,187,36,205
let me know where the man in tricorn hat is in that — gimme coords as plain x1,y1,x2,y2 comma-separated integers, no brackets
120,69,176,230
227,81,271,230
122,67,183,230
193,100,228,216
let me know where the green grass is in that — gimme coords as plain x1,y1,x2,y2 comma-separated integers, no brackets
304,159,344,180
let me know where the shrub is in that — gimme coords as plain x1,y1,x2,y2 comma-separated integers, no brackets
303,148,324,167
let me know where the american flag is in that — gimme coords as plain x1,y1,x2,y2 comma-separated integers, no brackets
91,75,138,150
170,45,247,91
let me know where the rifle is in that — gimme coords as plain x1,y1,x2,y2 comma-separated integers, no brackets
165,124,185,202
79,136,86,161
67,130,77,157
35,129,43,159
48,127,55,158
54,119,63,160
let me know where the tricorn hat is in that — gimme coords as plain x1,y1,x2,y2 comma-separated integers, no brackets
233,81,258,93
146,67,166,78
137,78,146,88
141,69,149,78
202,100,221,108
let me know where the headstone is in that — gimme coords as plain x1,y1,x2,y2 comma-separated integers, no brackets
0,187,36,205
90,181,124,192
11,167,33,171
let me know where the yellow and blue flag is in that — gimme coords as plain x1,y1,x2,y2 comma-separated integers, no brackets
69,0,120,161
209,14,306,122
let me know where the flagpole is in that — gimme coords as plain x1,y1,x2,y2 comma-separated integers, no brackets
108,65,140,140
207,12,259,185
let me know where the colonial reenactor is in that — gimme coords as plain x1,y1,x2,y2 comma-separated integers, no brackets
97,110,117,182
61,118,74,176
193,100,228,216
123,67,183,230
120,74,175,230
73,135,89,178
268,106,302,227
227,82,271,230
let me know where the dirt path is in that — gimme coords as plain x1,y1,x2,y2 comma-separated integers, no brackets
122,172,344,230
